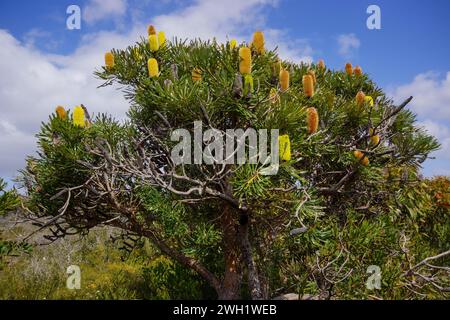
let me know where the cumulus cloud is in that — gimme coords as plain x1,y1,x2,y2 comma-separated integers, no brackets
337,33,360,57
392,71,450,121
83,0,128,24
391,71,450,176
0,0,313,182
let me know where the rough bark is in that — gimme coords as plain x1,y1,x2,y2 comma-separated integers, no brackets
217,203,242,300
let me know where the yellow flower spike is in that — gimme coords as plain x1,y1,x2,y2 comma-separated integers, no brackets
365,95,374,107
371,135,380,145
147,25,156,35
230,39,237,49
354,65,363,76
279,69,290,92
105,52,114,68
55,106,67,119
269,88,280,104
306,107,319,134
278,135,291,161
192,68,202,82
149,34,159,52
307,70,317,85
317,59,325,70
239,47,252,74
345,62,353,76
73,106,86,127
369,128,380,145
158,31,166,48
356,91,366,107
243,74,254,96
302,75,315,98
252,31,265,55
148,58,159,77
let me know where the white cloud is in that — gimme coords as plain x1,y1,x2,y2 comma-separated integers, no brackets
0,0,313,182
392,71,450,122
83,0,128,24
337,33,360,57
391,71,450,176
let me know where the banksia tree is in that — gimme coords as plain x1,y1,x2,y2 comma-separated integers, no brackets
21,28,446,301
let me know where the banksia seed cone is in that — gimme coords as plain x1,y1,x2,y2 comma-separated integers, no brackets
147,25,156,35
192,68,202,82
243,74,254,96
239,47,252,74
279,69,290,92
354,65,363,76
317,59,325,70
149,34,159,52
105,52,114,68
252,31,265,54
306,107,319,134
303,75,315,97
230,39,237,49
278,135,291,161
55,106,66,119
345,62,353,76
158,31,166,47
356,91,366,107
148,58,159,77
365,96,374,106
73,106,85,127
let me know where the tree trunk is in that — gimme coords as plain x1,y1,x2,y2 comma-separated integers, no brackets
218,203,242,300
239,213,264,299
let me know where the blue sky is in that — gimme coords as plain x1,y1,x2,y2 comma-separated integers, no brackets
0,0,449,187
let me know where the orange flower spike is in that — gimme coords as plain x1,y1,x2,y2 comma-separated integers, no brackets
279,69,290,92
303,75,315,97
55,106,67,119
356,91,366,107
317,59,325,70
353,150,364,159
307,70,317,85
147,25,156,35
345,62,353,76
306,107,319,134
354,65,363,76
